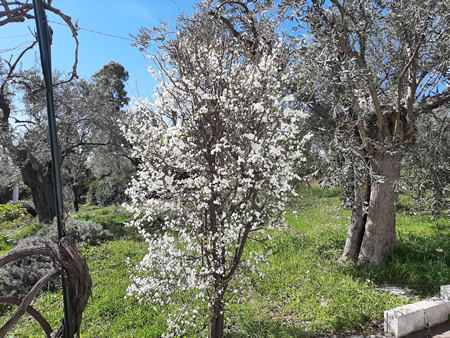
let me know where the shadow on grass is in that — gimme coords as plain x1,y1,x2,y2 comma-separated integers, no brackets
225,305,312,338
342,230,449,296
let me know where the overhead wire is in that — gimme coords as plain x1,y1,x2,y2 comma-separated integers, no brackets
0,34,32,39
0,21,134,47
0,19,134,57
0,40,36,53
48,20,135,42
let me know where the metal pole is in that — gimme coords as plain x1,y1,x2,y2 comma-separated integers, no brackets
32,1,74,336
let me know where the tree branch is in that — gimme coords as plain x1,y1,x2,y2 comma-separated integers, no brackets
210,1,261,56
413,87,450,115
0,0,79,98
329,0,384,136
396,41,421,137
43,2,79,84
0,2,33,26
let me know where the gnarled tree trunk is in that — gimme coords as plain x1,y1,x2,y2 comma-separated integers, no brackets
19,153,56,223
342,152,401,265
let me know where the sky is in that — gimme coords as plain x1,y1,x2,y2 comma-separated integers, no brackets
1,0,200,99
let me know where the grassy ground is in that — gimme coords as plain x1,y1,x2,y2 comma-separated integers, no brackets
0,189,448,337
0,215,47,255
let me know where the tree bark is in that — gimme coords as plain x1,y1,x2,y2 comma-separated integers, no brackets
210,293,225,338
72,185,80,212
358,152,401,265
342,179,370,260
19,153,56,223
343,152,401,266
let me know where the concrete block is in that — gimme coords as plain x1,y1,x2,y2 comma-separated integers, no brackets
384,298,450,337
441,285,450,301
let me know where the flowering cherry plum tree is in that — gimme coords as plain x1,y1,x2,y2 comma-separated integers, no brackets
124,5,303,337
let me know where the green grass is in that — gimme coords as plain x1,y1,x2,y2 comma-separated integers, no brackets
228,194,407,337
0,236,12,256
0,215,47,255
74,204,137,239
1,190,448,337
1,240,168,337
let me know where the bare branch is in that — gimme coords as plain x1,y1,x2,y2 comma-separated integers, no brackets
0,0,79,98
43,3,79,83
330,0,345,18
0,2,33,26
0,40,38,127
329,0,384,136
11,117,36,125
210,1,261,56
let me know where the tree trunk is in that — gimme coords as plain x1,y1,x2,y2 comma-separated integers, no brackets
20,154,56,223
342,179,370,260
342,152,401,266
210,294,225,338
73,185,80,212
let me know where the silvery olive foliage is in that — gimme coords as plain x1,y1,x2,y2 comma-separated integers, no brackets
0,155,25,204
285,0,450,196
0,60,130,222
124,4,304,336
400,109,449,218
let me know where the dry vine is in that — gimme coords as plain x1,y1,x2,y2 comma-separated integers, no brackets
0,237,92,337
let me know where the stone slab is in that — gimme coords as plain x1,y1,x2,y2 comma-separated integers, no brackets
384,298,450,337
441,285,450,301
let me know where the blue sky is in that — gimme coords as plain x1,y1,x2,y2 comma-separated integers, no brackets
1,0,199,99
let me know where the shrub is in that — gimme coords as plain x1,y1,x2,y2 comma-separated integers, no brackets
0,203,26,223
0,219,111,297
64,218,112,246
87,175,129,206
95,175,128,206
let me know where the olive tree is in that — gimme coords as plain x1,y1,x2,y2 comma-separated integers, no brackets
1,62,129,222
124,3,303,336
285,0,450,265
1,1,132,222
